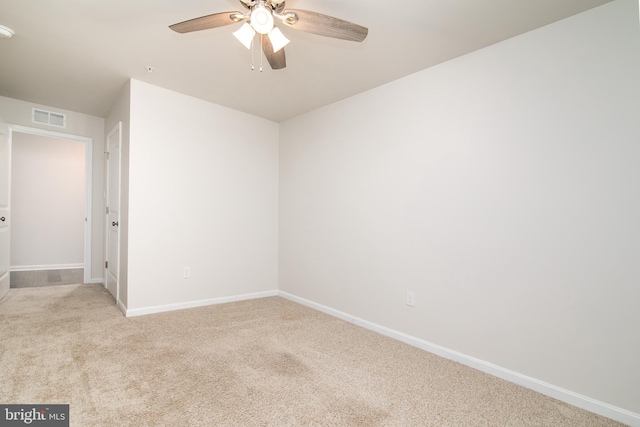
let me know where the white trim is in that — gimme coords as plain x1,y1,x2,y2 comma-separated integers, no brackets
8,124,93,285
125,290,279,317
10,263,83,271
0,123,11,301
86,278,103,285
117,298,127,316
278,291,640,427
9,124,89,144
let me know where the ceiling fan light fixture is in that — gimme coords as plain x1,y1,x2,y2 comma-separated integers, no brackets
268,27,289,53
0,25,15,39
250,4,274,35
233,22,255,49
169,2,369,71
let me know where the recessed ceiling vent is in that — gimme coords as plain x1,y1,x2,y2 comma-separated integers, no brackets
32,108,66,128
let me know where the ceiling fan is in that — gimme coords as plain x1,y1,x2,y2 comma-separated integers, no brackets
169,0,368,70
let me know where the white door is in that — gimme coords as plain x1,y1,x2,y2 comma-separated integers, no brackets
104,123,121,302
0,123,12,300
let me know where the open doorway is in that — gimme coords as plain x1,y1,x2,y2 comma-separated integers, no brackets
8,125,92,287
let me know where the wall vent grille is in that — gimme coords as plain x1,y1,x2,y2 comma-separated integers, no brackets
32,108,66,128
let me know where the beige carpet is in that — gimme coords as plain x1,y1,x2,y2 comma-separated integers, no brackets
0,284,625,426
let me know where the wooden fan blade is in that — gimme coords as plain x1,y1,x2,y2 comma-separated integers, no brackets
169,12,243,34
282,9,368,42
261,35,286,70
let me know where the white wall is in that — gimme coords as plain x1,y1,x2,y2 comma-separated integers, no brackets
126,80,279,311
10,133,85,268
0,96,105,282
280,0,640,418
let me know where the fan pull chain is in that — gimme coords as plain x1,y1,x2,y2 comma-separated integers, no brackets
259,35,264,72
250,35,255,71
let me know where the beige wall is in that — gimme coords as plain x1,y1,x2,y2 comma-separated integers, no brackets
126,80,279,312
0,96,105,282
280,0,640,417
10,133,85,268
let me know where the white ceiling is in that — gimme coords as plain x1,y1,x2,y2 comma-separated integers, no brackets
0,0,614,122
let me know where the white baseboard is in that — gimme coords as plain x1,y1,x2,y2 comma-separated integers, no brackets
11,263,84,271
86,278,103,284
125,290,279,318
278,291,640,427
117,299,127,316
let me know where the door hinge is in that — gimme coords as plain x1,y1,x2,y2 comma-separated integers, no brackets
105,151,110,160
105,261,108,269
106,206,110,214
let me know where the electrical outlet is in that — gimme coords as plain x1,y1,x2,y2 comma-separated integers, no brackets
183,266,191,279
406,290,415,307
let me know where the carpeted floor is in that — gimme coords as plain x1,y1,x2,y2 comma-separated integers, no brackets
10,268,84,288
0,284,625,426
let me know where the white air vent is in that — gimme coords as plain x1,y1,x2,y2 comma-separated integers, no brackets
32,108,66,128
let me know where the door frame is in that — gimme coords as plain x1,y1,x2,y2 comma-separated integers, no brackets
104,122,121,304
0,123,11,300
8,124,93,284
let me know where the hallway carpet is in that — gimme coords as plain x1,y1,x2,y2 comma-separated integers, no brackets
9,268,84,288
0,285,625,426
